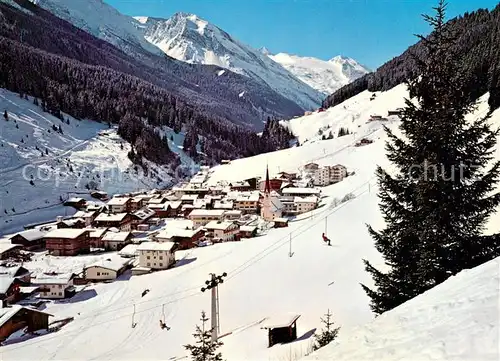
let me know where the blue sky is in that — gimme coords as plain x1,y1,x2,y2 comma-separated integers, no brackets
105,0,498,70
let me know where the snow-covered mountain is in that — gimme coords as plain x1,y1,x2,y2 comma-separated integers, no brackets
30,0,162,58
136,13,324,110
269,53,370,95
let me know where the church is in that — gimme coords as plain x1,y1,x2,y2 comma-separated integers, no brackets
260,166,284,221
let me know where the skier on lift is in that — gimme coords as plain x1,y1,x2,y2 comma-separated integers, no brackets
322,233,331,246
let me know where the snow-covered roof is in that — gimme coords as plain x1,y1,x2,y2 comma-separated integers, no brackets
147,197,166,204
73,210,96,218
67,197,85,203
281,187,321,195
273,217,289,223
0,243,19,254
213,200,234,209
0,266,29,278
230,181,250,187
167,201,182,209
240,225,257,232
43,228,89,239
88,228,108,238
85,258,132,272
155,227,202,239
118,244,139,257
181,194,198,201
33,273,73,285
95,213,128,222
205,220,237,231
102,231,131,242
0,276,14,294
224,210,242,216
294,196,319,204
10,229,47,242
261,314,300,329
0,305,52,328
189,209,226,217
107,197,130,206
269,196,284,212
236,192,260,202
136,242,176,252
133,207,155,220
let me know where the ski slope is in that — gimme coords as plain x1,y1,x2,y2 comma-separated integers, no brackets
0,89,192,235
2,84,499,360
305,256,500,361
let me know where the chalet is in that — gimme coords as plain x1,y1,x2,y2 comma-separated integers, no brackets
188,209,226,228
33,273,75,299
90,190,108,201
147,196,167,207
181,194,198,205
355,138,373,147
87,228,108,248
0,266,30,284
71,211,97,227
303,162,319,172
9,229,47,251
0,277,19,304
44,229,90,256
136,242,176,270
56,217,86,229
234,192,260,214
132,207,156,227
294,196,318,214
205,221,239,242
0,306,52,342
84,258,132,281
281,187,321,197
273,218,289,228
154,228,204,250
101,231,132,251
0,243,20,260
128,197,145,212
64,197,86,209
93,213,133,231
223,210,242,220
239,225,258,238
229,181,252,192
106,197,132,214
261,314,300,347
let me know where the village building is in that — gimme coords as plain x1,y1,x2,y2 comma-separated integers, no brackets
90,190,108,201
101,231,132,251
0,305,52,342
44,229,90,256
0,244,20,260
56,217,86,229
33,273,75,299
330,164,347,183
71,211,97,227
239,225,258,238
136,242,176,270
84,258,132,281
277,172,297,181
188,209,226,228
260,167,285,221
204,221,239,242
313,166,330,187
147,196,167,207
9,229,47,251
153,228,204,250
0,277,19,304
106,197,132,214
281,187,321,197
223,210,242,220
258,178,283,193
234,192,260,214
180,194,198,205
303,163,319,173
129,197,145,212
118,244,139,258
229,181,252,192
93,213,133,231
0,266,30,285
273,218,289,228
87,228,108,248
131,207,156,228
64,197,86,209
213,200,234,210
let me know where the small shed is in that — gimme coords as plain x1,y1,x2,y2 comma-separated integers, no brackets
273,218,289,228
261,314,300,347
0,305,52,342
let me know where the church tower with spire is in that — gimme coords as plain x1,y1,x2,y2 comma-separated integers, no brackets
260,164,284,221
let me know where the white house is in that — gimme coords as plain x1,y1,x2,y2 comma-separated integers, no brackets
136,242,176,270
72,211,96,227
84,258,132,281
188,209,226,227
281,187,321,197
329,164,347,183
33,273,74,299
313,167,331,187
205,221,240,242
101,231,132,251
106,197,131,213
234,192,260,214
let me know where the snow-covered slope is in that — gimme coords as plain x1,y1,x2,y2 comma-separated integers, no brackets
30,0,163,57
2,84,499,360
0,89,195,235
269,53,370,95
137,13,324,110
305,256,500,361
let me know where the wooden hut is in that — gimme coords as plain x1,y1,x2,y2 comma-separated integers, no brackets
261,314,300,347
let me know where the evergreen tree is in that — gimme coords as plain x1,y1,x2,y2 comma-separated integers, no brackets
3,110,7,121
313,309,340,351
362,0,500,315
184,311,224,361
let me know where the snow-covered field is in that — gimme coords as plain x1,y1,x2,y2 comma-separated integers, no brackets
1,83,499,360
0,89,194,235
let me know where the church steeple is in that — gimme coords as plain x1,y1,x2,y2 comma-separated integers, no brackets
264,164,271,194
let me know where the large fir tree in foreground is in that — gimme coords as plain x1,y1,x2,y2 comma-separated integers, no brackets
362,0,500,315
